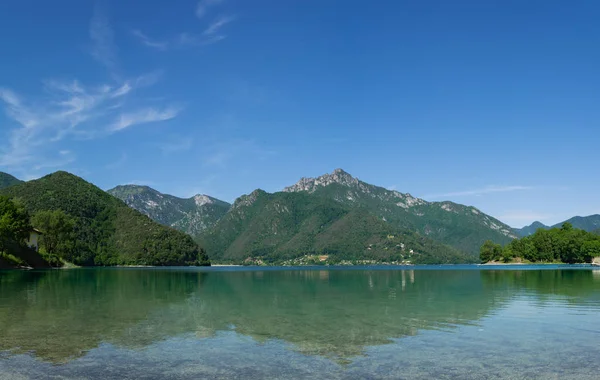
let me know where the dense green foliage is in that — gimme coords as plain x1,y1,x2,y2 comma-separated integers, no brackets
480,223,600,264
479,240,503,263
0,196,30,249
0,196,55,268
199,190,473,264
0,195,31,267
108,185,230,237
31,210,76,259
0,172,22,190
0,172,210,266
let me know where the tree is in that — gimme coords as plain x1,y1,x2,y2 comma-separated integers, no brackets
480,240,502,263
531,229,556,262
501,245,516,263
561,222,574,232
0,196,30,253
507,237,536,262
31,210,75,256
582,240,600,263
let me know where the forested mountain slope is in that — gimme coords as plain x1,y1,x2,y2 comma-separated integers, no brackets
0,171,209,266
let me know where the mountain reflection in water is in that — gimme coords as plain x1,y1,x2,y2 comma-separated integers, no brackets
1,267,599,365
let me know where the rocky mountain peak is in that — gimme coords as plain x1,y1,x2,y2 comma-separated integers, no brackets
193,194,214,207
332,168,350,176
232,189,266,209
283,168,359,193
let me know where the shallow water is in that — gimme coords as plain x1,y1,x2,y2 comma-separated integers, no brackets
1,265,600,379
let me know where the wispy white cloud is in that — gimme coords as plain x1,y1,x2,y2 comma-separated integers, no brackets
203,15,234,36
133,29,228,50
110,82,132,97
0,75,180,174
0,89,21,107
0,4,184,178
89,3,118,72
0,88,38,128
134,1,232,50
196,0,223,19
425,185,533,199
109,106,181,132
131,30,169,51
134,71,164,87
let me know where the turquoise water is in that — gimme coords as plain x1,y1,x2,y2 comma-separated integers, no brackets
1,265,600,379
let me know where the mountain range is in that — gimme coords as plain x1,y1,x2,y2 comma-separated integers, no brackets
109,169,519,263
3,168,598,266
515,215,600,237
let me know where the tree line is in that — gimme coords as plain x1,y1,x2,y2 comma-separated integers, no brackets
480,223,600,264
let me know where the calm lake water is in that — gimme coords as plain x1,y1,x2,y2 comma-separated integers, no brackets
1,265,600,379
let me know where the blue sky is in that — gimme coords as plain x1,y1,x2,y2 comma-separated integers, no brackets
0,0,598,227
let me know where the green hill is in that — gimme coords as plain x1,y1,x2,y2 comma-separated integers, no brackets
0,172,22,190
0,171,209,266
108,185,230,236
283,169,516,256
198,189,472,265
